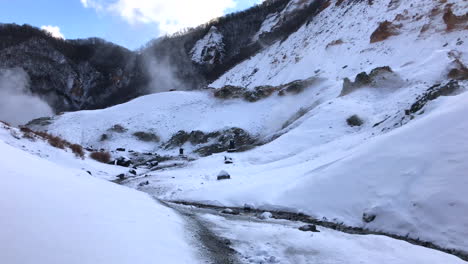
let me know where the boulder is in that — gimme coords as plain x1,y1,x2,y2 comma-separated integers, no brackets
114,156,132,167
244,203,255,211
217,170,231,180
224,156,233,164
221,208,240,215
298,224,320,232
362,212,377,223
346,115,364,127
138,181,150,187
340,66,402,96
258,212,273,220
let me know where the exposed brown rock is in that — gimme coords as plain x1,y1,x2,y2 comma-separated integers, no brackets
448,59,468,80
326,39,344,49
370,21,402,43
443,6,468,31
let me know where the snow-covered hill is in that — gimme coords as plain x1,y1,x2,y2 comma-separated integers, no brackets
0,126,199,264
212,0,467,88
2,0,468,262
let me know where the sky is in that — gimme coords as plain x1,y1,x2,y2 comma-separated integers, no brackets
0,0,262,50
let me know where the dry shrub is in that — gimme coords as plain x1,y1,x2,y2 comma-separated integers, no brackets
90,151,111,163
0,120,11,127
48,136,66,149
70,144,85,158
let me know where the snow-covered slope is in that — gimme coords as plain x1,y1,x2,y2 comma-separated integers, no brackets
213,0,467,88
14,0,468,259
144,88,468,252
41,84,329,153
0,132,199,264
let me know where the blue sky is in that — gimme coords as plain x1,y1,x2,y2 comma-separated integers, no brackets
0,0,260,50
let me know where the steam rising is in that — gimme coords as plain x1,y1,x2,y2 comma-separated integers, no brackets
0,68,53,126
143,53,186,93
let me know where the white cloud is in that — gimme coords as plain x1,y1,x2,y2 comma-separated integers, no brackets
41,25,65,39
81,0,237,34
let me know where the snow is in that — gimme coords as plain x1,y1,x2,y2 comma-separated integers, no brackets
190,26,224,64
7,0,467,260
0,136,200,264
253,0,314,42
199,213,466,264
43,85,328,153
212,0,467,89
128,88,468,252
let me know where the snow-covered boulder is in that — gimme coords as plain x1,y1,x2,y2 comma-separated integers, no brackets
217,170,231,180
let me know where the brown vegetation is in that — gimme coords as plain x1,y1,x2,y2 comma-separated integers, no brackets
19,127,87,159
47,136,66,149
70,144,85,158
90,151,111,163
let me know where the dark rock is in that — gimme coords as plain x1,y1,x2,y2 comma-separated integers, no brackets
138,180,149,187
195,128,255,156
299,224,320,232
109,124,127,133
189,130,208,144
147,160,159,168
116,174,126,180
407,81,460,114
25,117,53,127
213,85,246,99
346,115,364,127
86,171,92,175
224,156,233,164
217,170,231,180
362,212,376,223
243,203,254,211
243,85,276,102
196,144,226,157
165,130,190,148
129,169,137,175
133,131,160,142
114,156,132,167
116,148,126,152
228,140,236,151
221,208,240,215
278,77,317,96
341,66,397,96
99,134,109,141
